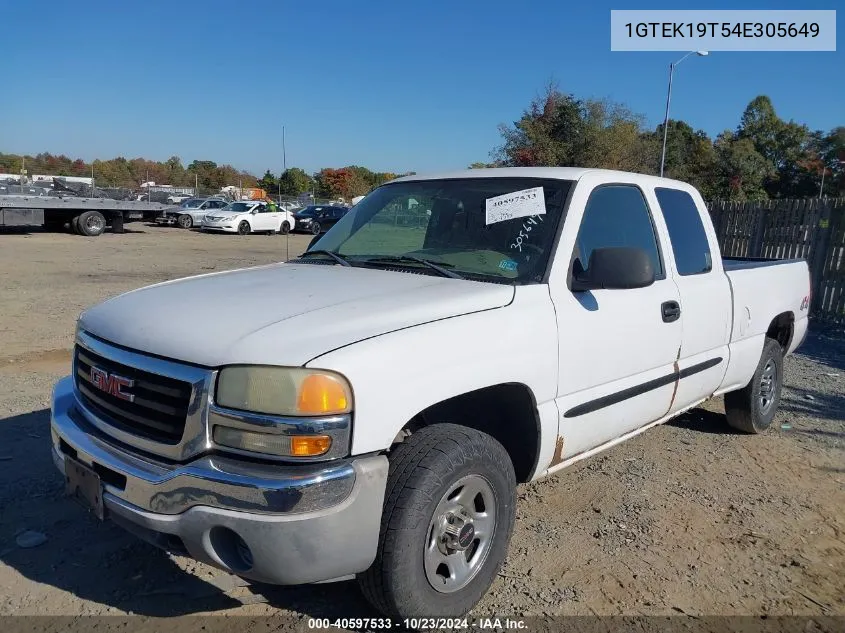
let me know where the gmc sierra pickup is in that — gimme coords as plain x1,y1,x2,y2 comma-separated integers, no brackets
51,167,810,618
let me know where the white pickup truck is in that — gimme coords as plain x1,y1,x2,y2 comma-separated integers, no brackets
51,168,810,618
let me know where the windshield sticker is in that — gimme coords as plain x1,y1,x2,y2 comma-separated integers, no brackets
509,215,544,253
498,259,519,272
485,187,546,225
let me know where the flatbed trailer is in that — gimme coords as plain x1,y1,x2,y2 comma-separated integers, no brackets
0,195,172,236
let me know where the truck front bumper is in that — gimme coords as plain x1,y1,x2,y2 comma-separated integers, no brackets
50,376,388,585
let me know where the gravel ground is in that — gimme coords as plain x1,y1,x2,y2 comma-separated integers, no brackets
0,225,842,622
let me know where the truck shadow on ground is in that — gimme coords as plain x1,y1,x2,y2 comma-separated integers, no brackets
795,327,845,372
666,408,740,435
0,408,378,617
781,387,845,423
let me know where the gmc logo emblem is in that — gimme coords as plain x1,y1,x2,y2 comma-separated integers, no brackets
90,366,135,402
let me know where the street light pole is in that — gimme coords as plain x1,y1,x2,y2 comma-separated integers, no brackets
660,50,708,177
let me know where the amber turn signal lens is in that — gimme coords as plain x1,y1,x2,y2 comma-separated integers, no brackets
297,373,350,415
290,435,332,457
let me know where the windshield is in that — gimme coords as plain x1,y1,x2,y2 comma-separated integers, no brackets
181,199,203,208
308,177,573,283
222,202,252,213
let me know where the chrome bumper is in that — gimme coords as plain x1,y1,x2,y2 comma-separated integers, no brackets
51,376,389,584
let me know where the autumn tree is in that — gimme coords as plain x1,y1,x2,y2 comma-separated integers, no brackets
279,167,314,196
650,120,718,198
712,132,772,201
257,169,277,193
494,84,653,173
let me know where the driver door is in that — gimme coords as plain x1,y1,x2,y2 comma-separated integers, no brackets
250,204,273,231
550,179,682,460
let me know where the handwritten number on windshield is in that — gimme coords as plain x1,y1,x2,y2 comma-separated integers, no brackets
510,215,544,252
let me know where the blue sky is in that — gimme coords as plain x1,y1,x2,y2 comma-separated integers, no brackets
2,0,841,176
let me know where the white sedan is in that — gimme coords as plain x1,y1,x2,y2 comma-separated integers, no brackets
201,201,296,235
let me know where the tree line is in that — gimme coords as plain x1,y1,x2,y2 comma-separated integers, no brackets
0,151,405,201
484,85,843,201
0,153,258,193
3,88,841,202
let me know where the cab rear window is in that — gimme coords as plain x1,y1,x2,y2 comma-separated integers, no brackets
654,188,712,276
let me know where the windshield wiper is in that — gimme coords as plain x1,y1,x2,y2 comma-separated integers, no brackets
298,250,351,267
362,255,465,280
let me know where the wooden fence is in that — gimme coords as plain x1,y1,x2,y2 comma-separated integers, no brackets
707,198,845,324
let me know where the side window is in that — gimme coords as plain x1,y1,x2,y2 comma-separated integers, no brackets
574,185,663,278
654,188,713,275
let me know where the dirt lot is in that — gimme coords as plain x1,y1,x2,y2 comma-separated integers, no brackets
0,225,842,621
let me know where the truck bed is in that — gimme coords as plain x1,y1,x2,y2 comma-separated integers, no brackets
722,256,806,271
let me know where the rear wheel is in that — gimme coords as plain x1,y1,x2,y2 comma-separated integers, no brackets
358,424,516,618
177,214,193,229
237,220,251,235
279,221,290,235
725,338,784,434
70,215,82,234
77,211,106,237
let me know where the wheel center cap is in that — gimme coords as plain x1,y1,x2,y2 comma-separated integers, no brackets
457,523,475,550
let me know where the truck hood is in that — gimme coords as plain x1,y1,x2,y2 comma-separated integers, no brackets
79,263,514,367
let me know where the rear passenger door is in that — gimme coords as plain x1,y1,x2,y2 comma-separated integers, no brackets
550,177,683,460
651,186,731,413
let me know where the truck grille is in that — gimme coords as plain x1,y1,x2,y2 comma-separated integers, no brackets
74,345,192,444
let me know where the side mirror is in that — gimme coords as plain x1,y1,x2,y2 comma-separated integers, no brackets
571,247,655,291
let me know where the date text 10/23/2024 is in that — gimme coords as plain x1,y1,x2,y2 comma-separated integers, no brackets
307,617,529,630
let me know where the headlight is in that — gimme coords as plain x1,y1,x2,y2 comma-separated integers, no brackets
216,366,352,417
212,426,333,457
212,366,352,459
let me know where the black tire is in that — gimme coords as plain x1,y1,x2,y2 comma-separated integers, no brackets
43,212,65,232
237,220,251,235
358,424,517,619
77,211,106,237
725,338,784,434
279,221,290,235
177,214,193,229
70,215,82,235
111,213,125,234
311,221,321,235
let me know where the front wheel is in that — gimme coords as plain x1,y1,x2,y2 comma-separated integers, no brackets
725,338,784,433
310,222,321,235
358,424,516,619
177,214,193,229
237,220,251,235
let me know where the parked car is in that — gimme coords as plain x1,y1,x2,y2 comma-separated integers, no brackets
293,204,349,234
156,198,229,229
51,168,809,618
166,193,193,204
201,201,296,235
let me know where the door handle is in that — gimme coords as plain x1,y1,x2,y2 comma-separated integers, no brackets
661,301,681,323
